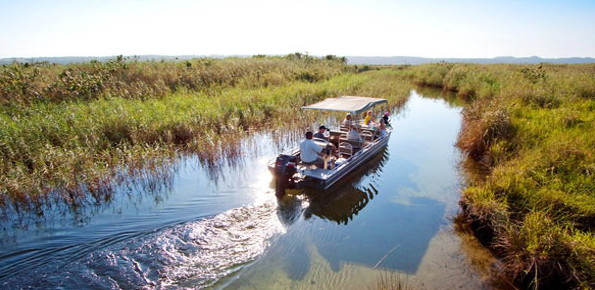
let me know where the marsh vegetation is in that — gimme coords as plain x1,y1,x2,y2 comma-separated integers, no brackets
1,55,593,289
405,62,595,288
0,55,409,213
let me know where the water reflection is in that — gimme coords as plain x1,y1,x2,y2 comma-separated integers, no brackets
305,184,376,226
258,146,445,282
0,159,177,231
303,148,388,225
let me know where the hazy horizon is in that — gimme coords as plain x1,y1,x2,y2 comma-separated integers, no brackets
0,51,595,60
1,0,594,59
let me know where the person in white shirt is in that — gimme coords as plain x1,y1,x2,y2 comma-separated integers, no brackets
341,113,353,128
300,131,325,168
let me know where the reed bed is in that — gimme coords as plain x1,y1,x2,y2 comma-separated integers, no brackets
0,55,349,105
0,57,410,216
405,63,595,288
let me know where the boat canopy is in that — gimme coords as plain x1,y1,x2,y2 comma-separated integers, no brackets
301,96,388,115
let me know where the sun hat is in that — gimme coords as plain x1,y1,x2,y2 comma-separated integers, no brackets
384,112,390,116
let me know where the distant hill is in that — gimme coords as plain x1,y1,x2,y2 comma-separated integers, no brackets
1,55,594,65
346,56,595,65
0,55,224,65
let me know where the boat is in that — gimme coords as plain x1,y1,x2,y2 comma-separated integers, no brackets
269,96,392,196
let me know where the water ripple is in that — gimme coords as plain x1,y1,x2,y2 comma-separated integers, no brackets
1,199,292,289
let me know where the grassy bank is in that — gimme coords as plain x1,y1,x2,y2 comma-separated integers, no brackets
405,63,594,288
0,57,410,213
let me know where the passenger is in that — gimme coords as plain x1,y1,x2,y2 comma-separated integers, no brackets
300,131,325,168
382,112,390,126
313,125,328,139
363,110,375,126
341,113,353,129
378,118,387,137
346,125,362,142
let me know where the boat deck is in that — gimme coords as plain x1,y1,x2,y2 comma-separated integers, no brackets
299,167,333,179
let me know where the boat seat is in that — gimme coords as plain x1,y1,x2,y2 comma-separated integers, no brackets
361,130,374,143
302,163,318,170
299,160,319,170
338,138,362,149
338,142,353,158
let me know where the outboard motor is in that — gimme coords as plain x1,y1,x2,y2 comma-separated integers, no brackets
274,154,297,197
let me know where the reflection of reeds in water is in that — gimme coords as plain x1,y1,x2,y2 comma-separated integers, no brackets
1,152,177,229
374,270,413,290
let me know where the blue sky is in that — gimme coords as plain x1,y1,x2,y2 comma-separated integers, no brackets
1,0,594,58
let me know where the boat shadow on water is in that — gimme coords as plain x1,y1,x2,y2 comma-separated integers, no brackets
301,147,389,226
246,146,447,285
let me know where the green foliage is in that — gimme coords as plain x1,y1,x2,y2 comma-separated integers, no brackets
0,65,409,213
0,55,351,105
406,63,595,288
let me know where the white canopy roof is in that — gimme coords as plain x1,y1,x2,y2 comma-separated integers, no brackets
301,96,388,115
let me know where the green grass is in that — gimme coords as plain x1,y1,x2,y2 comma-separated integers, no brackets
0,59,410,213
405,63,595,288
0,55,350,105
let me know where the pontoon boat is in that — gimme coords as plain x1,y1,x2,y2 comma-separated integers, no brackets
270,96,392,196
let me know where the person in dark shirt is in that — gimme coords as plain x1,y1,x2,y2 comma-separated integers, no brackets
313,125,328,139
382,112,390,126
313,125,337,157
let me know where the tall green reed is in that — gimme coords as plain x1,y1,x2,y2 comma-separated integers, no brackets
404,62,595,288
0,64,410,215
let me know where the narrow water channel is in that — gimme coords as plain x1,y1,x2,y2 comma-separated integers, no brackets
0,91,492,289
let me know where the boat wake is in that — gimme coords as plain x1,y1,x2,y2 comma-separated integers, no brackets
1,198,296,289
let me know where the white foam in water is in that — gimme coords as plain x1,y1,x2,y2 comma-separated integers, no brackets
4,199,296,289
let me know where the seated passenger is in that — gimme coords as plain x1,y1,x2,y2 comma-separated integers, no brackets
313,125,329,140
300,131,325,168
363,110,376,126
382,112,390,126
378,119,387,138
341,113,353,129
346,125,362,143
314,125,338,156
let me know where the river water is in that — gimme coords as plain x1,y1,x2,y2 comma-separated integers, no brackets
0,91,493,289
